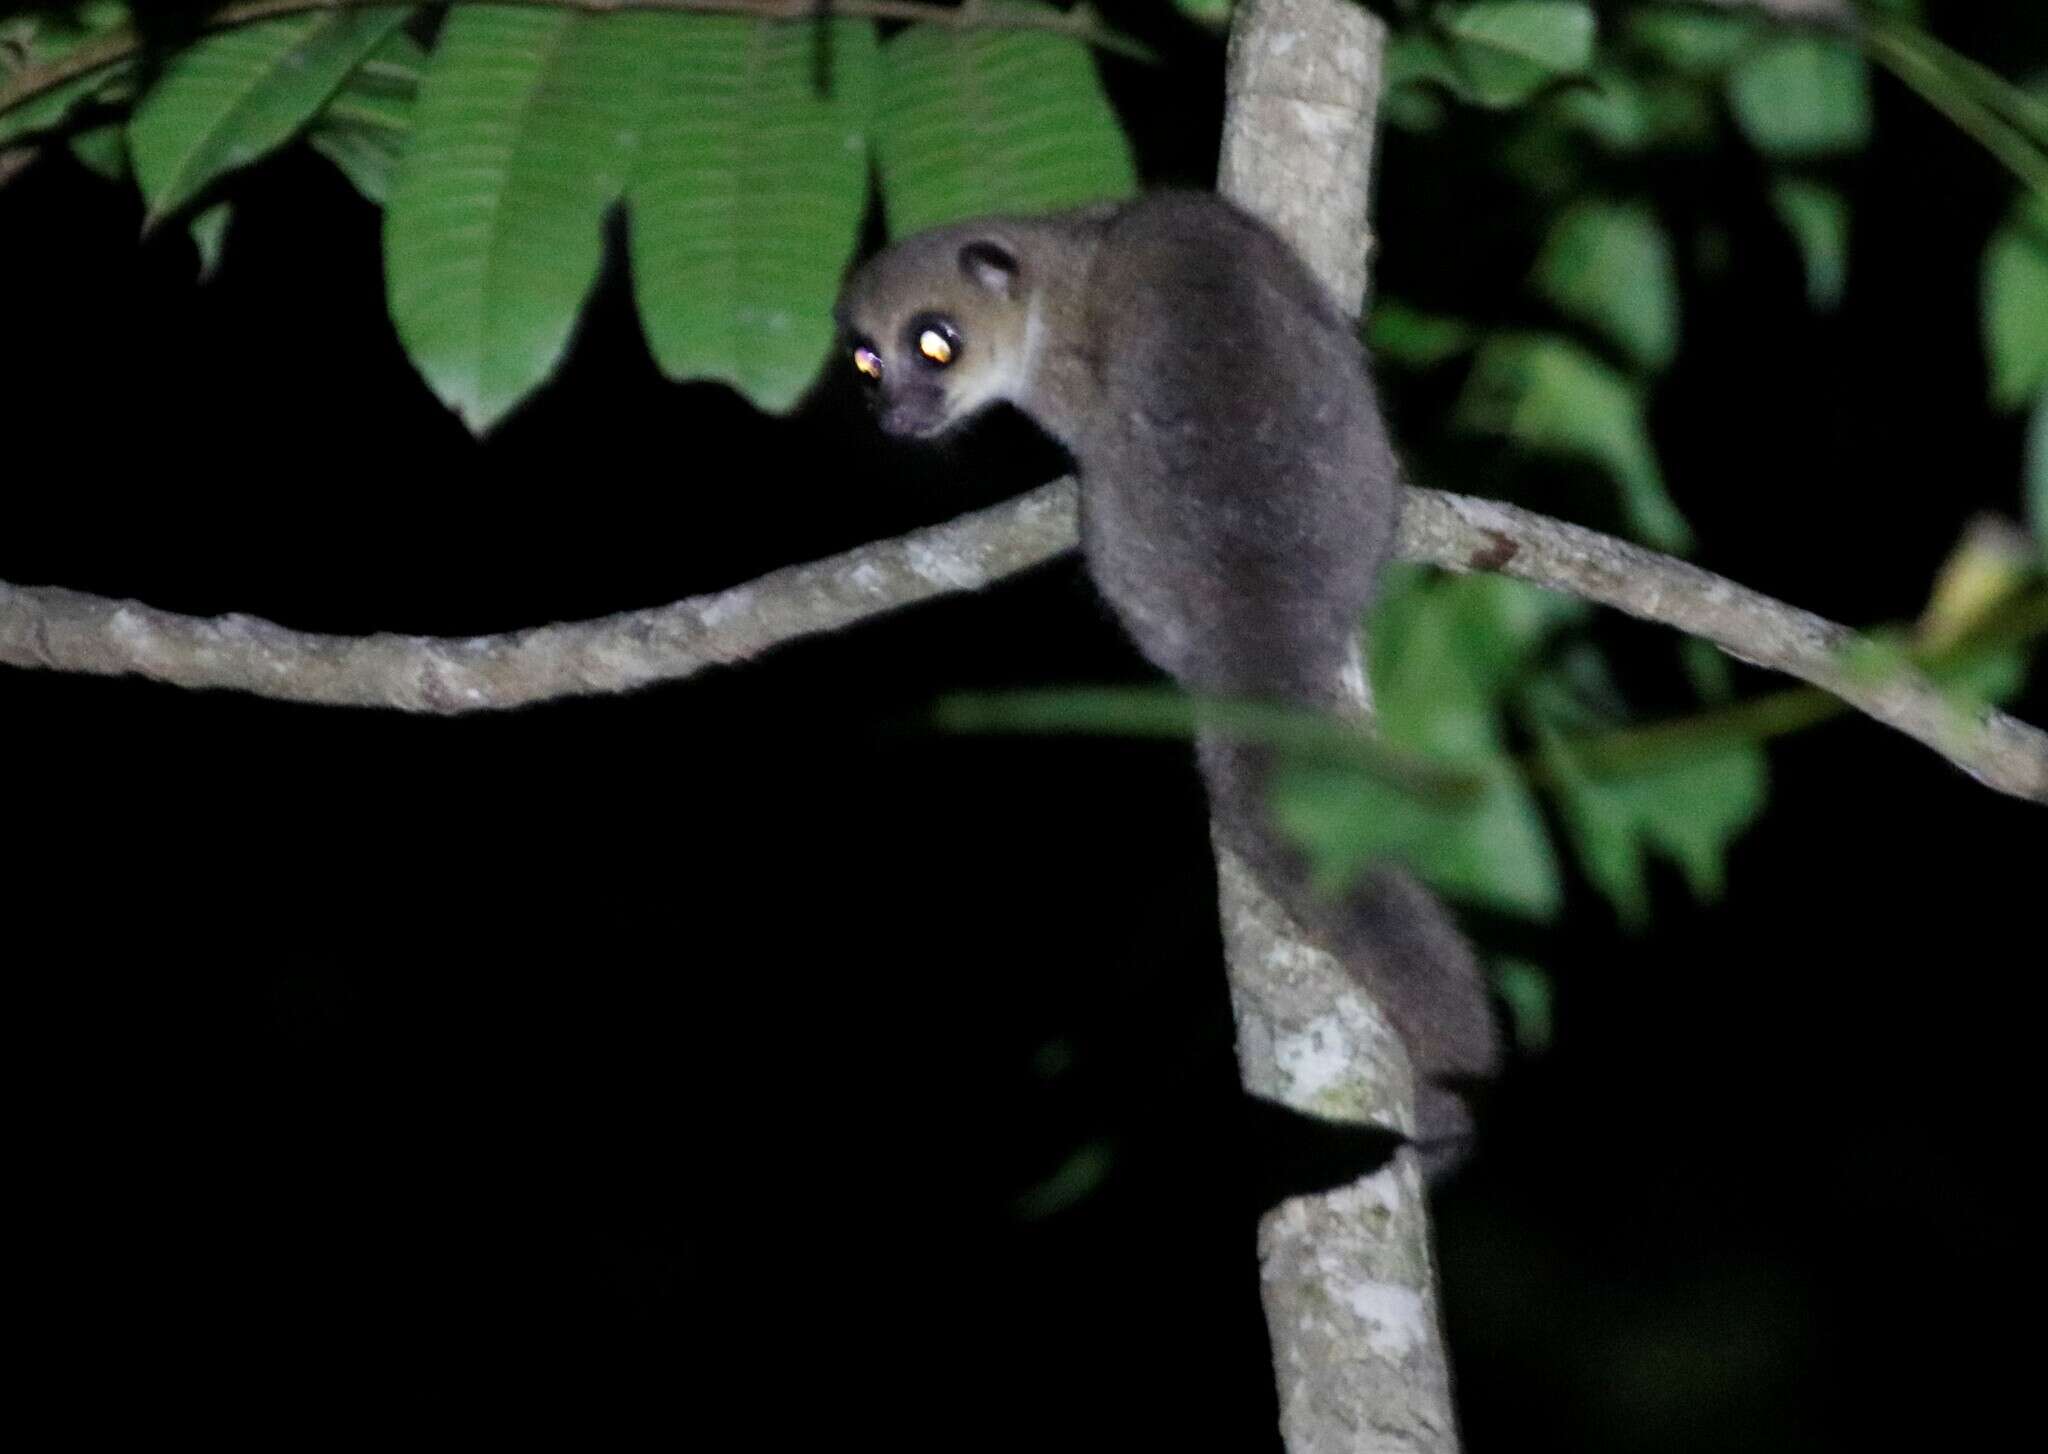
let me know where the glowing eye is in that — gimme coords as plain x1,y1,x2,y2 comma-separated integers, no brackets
852,346,883,383
917,328,954,366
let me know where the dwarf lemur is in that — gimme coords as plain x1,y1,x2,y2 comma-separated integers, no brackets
835,191,1499,1163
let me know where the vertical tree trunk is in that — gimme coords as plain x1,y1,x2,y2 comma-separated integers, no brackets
1215,3,1464,1450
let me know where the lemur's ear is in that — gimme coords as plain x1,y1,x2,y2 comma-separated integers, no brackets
959,240,1020,299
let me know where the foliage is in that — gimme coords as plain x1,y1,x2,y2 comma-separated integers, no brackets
3,0,2044,1007
0,1,1134,431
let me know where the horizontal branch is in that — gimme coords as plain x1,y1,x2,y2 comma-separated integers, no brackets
0,485,1079,713
4,481,2044,801
1401,490,2048,802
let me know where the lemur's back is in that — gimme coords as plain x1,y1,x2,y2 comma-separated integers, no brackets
1070,192,1404,708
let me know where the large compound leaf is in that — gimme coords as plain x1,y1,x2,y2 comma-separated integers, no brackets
629,18,877,413
386,8,659,433
875,5,1134,234
127,8,409,226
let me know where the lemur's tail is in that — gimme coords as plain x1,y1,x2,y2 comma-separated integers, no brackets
1196,732,1502,1177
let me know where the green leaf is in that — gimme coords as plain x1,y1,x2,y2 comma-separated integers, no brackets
1441,1,1596,109
127,7,409,226
0,8,134,147
1531,201,1678,370
386,7,660,433
320,22,426,134
1491,958,1553,1054
1274,570,1578,919
310,122,405,205
2027,387,2048,563
67,119,124,178
1368,301,1474,368
1171,0,1235,29
1984,196,2048,411
1770,178,1850,312
1680,636,1735,705
1529,671,1767,929
189,200,231,281
1554,71,1717,153
628,18,877,414
1275,754,1557,918
1727,35,1871,158
875,4,1135,234
1385,32,1465,95
1547,736,1766,928
1551,69,1651,150
1458,334,1694,551
1626,9,1758,76
1015,1139,1113,1219
307,24,422,206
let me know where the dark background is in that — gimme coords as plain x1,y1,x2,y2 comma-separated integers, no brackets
5,5,2044,1446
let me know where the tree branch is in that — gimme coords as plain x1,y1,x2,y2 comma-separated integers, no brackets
1404,490,2048,803
4,482,2043,798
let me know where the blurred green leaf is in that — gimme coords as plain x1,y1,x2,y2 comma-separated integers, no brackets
310,122,403,205
1727,35,1871,158
319,22,425,133
1546,735,1766,928
1171,0,1234,30
1770,178,1849,311
1275,754,1557,917
628,18,877,414
2030,388,2048,562
1385,32,1465,96
386,7,659,433
307,25,421,206
1681,636,1736,705
875,4,1135,234
1984,196,2048,411
1555,71,1716,153
1532,200,1678,369
1530,665,1766,927
1458,334,1694,552
1015,1139,1113,1219
1275,570,1578,919
1492,958,1553,1054
127,7,408,225
1440,1,1597,109
1626,8,1758,75
0,7,133,147
66,118,122,177
1369,301,1474,368
1935,642,2030,707
189,200,230,280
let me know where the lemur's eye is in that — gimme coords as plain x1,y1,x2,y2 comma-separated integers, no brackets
851,344,883,384
908,315,960,369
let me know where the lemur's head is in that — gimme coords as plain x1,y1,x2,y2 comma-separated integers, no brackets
835,226,1036,439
